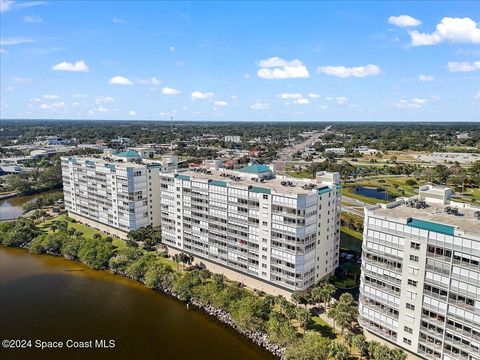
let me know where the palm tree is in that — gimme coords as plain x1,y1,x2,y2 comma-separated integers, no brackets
295,306,311,331
345,331,354,354
310,286,323,309
328,342,349,360
320,283,336,309
352,334,368,359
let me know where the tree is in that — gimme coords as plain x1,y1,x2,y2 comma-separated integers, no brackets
328,342,349,360
230,295,270,332
125,253,156,281
266,311,297,347
295,306,311,331
291,290,310,308
352,334,368,359
284,333,332,360
144,260,175,290
319,283,336,310
78,237,116,270
327,293,357,335
172,270,203,302
0,218,40,247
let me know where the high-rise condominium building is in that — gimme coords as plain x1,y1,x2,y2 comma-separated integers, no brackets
61,156,163,239
359,185,480,360
159,164,341,297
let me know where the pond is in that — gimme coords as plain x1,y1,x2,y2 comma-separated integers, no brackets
354,186,394,201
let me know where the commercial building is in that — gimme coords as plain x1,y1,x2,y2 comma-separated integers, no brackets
159,165,341,297
224,135,241,143
61,156,163,239
359,185,480,360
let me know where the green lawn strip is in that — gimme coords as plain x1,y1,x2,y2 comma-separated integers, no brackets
340,230,363,254
307,316,336,339
341,226,362,241
41,214,126,250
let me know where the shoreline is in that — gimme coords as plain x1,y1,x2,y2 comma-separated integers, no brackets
1,244,284,359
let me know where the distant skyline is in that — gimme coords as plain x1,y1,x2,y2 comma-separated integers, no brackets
1,0,479,122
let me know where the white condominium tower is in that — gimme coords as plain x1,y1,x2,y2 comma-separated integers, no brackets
61,156,162,239
359,185,480,360
159,164,341,297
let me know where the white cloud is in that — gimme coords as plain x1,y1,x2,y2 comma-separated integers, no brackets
1,1,45,12
214,100,228,107
392,98,428,108
0,36,34,46
244,73,251,79
52,60,89,72
23,15,43,22
191,91,214,100
136,77,161,85
0,0,14,12
128,110,136,116
278,93,303,99
250,102,269,110
73,93,88,98
447,61,480,72
474,91,480,101
336,96,348,105
161,86,180,95
112,17,127,24
257,57,310,79
39,102,66,110
308,93,320,98
95,96,114,104
317,64,382,78
295,98,310,105
419,74,434,81
14,76,32,83
388,15,422,27
169,46,175,53
409,17,480,46
42,94,58,99
109,76,133,85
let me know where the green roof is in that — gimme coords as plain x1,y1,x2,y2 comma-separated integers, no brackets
406,218,455,236
176,174,190,181
318,186,332,195
238,164,271,174
116,150,140,158
336,184,342,189
104,163,116,170
249,186,271,194
209,180,227,187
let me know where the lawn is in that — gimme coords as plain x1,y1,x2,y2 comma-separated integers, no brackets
41,214,127,250
340,229,363,254
308,316,336,339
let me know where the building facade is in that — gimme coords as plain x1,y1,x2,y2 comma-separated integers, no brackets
61,156,161,238
159,167,341,297
359,185,480,360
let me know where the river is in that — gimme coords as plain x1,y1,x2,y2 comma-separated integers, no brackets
0,191,60,221
0,247,275,360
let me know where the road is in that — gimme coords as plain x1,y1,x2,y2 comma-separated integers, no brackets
274,124,333,172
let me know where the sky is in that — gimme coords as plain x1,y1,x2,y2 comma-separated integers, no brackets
1,0,479,122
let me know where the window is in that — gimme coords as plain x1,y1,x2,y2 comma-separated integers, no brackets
403,338,412,345
406,303,415,311
404,326,413,334
408,266,419,275
408,279,417,287
411,242,420,250
410,255,419,262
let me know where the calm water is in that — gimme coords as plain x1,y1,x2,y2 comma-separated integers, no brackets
0,194,39,220
354,186,394,201
0,247,275,360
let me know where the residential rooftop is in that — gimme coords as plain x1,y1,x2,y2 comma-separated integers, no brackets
61,156,161,169
164,166,340,196
367,185,480,237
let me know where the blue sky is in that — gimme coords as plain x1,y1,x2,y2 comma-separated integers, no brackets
1,0,479,121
